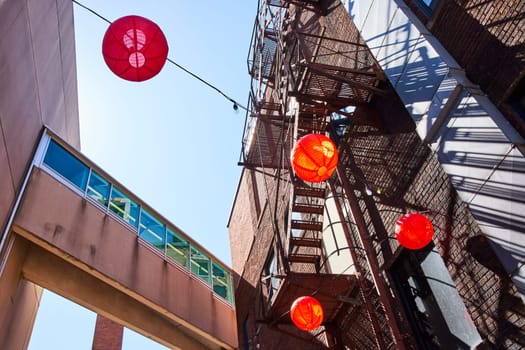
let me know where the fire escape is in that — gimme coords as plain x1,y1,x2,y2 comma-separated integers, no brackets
239,0,387,346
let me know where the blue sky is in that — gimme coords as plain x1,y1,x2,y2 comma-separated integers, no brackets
28,1,256,348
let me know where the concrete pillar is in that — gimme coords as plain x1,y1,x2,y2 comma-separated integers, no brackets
0,235,42,350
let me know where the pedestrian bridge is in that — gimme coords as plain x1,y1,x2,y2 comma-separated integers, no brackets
1,129,237,350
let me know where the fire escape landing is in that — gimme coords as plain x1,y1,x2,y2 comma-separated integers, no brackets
264,273,358,328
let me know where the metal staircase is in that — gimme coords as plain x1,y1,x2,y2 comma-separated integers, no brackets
286,105,331,273
241,1,385,345
288,181,326,271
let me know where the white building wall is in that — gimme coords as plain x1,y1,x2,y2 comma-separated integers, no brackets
323,195,356,275
345,0,525,302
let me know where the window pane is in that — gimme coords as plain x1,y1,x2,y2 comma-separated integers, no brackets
213,262,232,302
87,171,110,206
166,229,189,268
190,246,210,284
139,209,165,250
264,251,280,300
43,140,89,190
414,0,440,15
391,246,482,348
109,187,139,227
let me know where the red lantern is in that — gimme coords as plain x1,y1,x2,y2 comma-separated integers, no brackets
291,134,338,183
290,296,324,331
395,213,434,250
102,15,169,82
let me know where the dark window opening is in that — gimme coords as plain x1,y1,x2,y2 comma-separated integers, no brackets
250,169,262,218
242,316,252,350
508,77,525,122
329,113,352,146
263,249,280,301
284,207,289,235
390,245,482,349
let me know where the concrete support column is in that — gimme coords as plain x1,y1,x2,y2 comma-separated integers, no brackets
0,235,42,350
92,315,124,350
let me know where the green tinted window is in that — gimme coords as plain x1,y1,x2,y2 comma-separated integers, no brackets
213,262,232,303
190,246,210,284
167,229,189,268
87,171,110,206
44,140,89,190
109,187,139,227
139,209,165,250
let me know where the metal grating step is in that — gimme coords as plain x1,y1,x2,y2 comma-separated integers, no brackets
288,253,320,265
294,186,326,198
291,219,323,231
292,203,325,215
290,236,322,248
297,120,328,134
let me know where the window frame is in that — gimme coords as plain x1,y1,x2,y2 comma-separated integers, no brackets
390,244,482,349
37,132,235,304
190,245,212,284
411,0,441,18
138,208,166,252
42,139,90,192
263,248,281,301
166,228,190,269
108,186,140,228
212,261,233,303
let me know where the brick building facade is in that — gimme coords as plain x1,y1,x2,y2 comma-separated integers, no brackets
228,0,525,348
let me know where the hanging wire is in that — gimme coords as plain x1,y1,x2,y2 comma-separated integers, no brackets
72,0,112,24
72,0,249,112
166,58,247,111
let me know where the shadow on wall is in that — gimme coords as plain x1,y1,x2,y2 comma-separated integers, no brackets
355,13,451,124
464,235,525,348
466,235,508,277
429,0,525,106
433,95,525,267
338,83,525,347
347,0,525,306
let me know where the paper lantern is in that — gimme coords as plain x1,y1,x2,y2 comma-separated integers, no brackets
292,134,338,183
395,213,434,250
290,296,324,331
102,15,169,82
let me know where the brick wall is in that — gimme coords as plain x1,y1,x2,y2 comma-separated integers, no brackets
230,0,525,348
430,0,525,133
91,315,123,350
431,0,525,101
231,167,327,349
228,170,258,274
335,88,525,348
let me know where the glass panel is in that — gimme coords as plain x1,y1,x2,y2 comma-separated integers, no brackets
190,246,210,284
391,246,482,348
109,187,139,227
87,171,110,206
414,0,440,16
43,140,89,190
420,249,482,346
264,251,280,300
213,262,232,302
166,228,189,268
139,209,165,251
